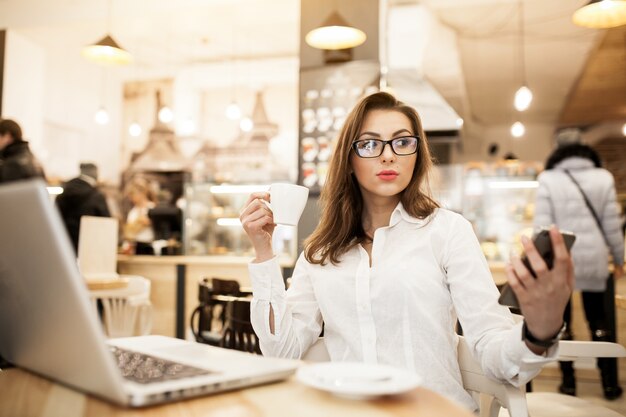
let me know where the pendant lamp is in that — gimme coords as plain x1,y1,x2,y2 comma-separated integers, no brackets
513,0,532,112
573,0,626,28
82,34,132,65
305,11,366,50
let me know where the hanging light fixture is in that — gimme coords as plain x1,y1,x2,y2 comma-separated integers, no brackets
573,0,626,29
82,0,132,65
128,121,142,137
514,85,533,112
305,10,366,50
240,117,254,132
226,102,242,120
94,107,110,125
514,0,533,112
82,35,132,65
158,106,174,124
511,121,525,138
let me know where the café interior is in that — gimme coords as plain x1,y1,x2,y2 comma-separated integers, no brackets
1,0,626,415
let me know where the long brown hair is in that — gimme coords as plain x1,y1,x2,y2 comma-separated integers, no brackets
304,92,439,265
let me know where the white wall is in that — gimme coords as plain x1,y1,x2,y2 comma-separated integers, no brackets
40,40,123,183
453,122,555,163
2,30,45,155
3,30,124,184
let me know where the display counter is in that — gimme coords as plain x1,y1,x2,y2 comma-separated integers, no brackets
117,254,294,339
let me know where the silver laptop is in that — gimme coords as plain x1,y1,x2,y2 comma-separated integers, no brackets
0,180,298,407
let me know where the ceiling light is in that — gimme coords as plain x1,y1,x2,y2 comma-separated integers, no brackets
573,0,626,29
129,122,142,137
158,106,174,124
240,117,254,132
305,11,366,50
226,102,242,120
513,1,533,112
514,85,533,111
94,107,110,125
622,122,626,136
82,34,132,66
511,121,525,138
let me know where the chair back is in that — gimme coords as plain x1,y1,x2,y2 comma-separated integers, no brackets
457,336,528,417
211,278,241,296
302,337,330,362
221,298,261,354
78,216,119,281
89,276,152,338
192,277,244,345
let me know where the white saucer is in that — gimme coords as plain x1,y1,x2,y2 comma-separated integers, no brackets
296,362,421,399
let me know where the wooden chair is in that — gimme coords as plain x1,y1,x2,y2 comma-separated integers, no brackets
191,277,248,346
221,298,261,354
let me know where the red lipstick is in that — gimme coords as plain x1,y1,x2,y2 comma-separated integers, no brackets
377,170,398,181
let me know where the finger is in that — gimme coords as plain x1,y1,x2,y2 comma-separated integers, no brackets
520,235,549,281
549,226,570,281
244,206,274,225
510,254,535,290
566,257,575,289
242,214,274,233
505,264,528,300
240,196,272,218
240,192,270,214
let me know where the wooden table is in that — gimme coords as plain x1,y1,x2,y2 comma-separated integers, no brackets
0,368,474,417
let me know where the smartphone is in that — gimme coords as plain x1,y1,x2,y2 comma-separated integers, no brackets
498,228,576,309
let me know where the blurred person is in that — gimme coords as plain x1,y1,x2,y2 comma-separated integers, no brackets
123,177,156,255
0,118,46,370
148,189,182,255
534,143,624,399
240,92,574,411
0,119,45,183
55,163,111,254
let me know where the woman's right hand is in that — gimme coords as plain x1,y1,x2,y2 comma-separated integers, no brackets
240,192,275,262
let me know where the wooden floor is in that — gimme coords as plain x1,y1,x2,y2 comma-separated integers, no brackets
531,278,626,416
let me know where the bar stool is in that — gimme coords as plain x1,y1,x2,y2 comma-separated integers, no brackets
88,275,152,338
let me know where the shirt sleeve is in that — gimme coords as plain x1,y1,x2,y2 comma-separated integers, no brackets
443,214,558,387
249,253,323,359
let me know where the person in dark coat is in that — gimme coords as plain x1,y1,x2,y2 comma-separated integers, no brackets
0,119,45,183
55,163,111,253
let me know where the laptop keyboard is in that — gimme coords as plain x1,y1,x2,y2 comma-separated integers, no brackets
110,346,214,384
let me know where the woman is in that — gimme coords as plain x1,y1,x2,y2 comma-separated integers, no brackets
124,177,156,255
240,92,573,410
535,143,624,399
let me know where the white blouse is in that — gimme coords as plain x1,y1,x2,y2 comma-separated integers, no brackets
249,203,556,410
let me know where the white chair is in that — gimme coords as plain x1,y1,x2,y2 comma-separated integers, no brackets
499,339,626,417
304,336,626,417
78,216,119,281
88,275,152,338
302,336,523,416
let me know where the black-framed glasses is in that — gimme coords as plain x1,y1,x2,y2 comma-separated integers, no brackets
351,136,419,158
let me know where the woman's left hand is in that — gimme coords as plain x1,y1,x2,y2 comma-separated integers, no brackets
505,225,574,346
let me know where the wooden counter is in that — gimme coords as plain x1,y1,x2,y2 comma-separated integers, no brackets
117,255,294,339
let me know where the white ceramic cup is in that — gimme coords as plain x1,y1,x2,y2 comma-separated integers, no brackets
265,183,309,226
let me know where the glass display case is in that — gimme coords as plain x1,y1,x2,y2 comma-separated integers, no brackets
432,161,542,262
183,183,297,262
298,61,380,194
